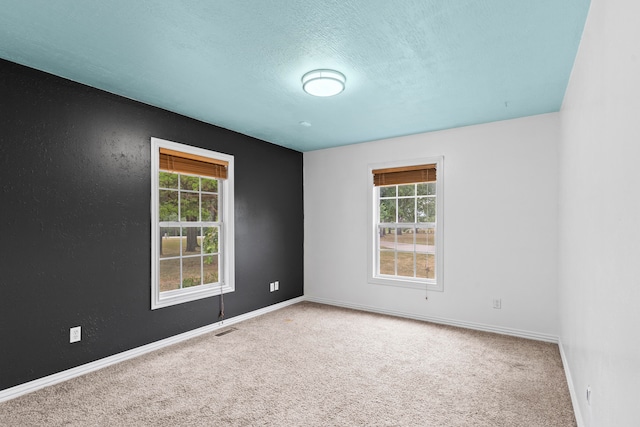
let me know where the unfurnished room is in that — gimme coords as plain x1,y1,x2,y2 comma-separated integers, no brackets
0,1,638,426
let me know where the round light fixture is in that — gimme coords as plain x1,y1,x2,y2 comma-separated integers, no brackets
302,69,346,97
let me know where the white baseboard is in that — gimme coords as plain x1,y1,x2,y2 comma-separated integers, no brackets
0,296,305,403
0,295,564,405
305,296,559,343
558,339,585,427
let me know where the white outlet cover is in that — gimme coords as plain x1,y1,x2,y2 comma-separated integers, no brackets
275,281,279,291
70,326,81,343
269,282,274,292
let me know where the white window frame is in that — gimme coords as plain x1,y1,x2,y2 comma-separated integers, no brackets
151,137,235,310
367,156,444,291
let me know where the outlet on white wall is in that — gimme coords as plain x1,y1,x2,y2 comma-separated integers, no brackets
70,326,81,343
492,298,502,309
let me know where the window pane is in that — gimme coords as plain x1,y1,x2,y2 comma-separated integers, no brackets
180,192,200,221
427,254,435,279
379,199,396,223
180,175,199,191
415,229,435,254
398,198,415,222
159,190,178,221
202,227,219,254
397,252,415,277
160,227,180,258
380,186,396,197
159,259,180,292
416,183,428,196
201,177,218,193
181,227,201,255
397,227,414,249
416,253,429,278
417,197,436,223
379,251,395,275
428,197,436,222
379,227,397,250
426,182,436,196
398,184,415,197
159,171,179,189
204,255,219,284
201,193,218,221
182,257,202,288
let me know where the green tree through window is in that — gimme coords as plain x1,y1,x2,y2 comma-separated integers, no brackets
151,137,235,310
370,159,443,292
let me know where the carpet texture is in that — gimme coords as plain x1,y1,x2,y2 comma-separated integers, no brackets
0,302,576,426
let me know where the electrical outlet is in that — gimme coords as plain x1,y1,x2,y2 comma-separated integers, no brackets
70,326,81,343
274,281,279,291
586,385,592,406
492,298,502,309
269,282,274,292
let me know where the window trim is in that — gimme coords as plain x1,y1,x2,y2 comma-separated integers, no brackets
151,137,235,310
367,156,444,292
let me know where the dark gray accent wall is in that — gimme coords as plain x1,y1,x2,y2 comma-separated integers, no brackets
0,59,304,391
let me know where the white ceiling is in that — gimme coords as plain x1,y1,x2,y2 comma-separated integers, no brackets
0,0,591,151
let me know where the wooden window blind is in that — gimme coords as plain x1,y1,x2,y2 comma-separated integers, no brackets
372,164,436,186
159,147,228,180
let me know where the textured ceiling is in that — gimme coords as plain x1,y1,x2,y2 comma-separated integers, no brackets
0,0,590,152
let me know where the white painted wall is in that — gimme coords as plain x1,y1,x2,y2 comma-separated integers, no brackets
305,113,560,338
559,0,640,425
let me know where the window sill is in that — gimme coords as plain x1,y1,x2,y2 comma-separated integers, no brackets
369,276,443,292
152,283,234,310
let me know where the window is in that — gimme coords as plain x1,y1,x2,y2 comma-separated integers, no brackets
368,157,443,291
151,137,235,309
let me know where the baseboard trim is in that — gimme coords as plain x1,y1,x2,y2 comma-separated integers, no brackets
305,296,559,343
558,339,584,427
0,296,305,403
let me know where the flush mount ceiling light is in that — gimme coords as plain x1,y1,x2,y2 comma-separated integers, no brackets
302,69,346,97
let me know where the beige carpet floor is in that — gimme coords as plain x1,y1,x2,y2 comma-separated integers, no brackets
0,302,576,426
